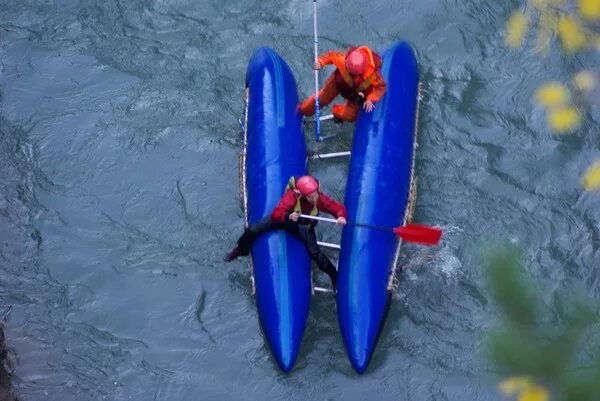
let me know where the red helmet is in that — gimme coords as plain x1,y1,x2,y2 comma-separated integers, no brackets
345,50,367,75
296,176,319,195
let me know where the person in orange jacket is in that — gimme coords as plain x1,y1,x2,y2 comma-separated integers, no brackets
224,175,346,290
299,46,387,122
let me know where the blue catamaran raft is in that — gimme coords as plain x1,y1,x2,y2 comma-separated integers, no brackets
240,41,421,373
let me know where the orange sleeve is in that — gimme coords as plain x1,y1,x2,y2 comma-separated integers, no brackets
317,51,345,69
367,72,387,102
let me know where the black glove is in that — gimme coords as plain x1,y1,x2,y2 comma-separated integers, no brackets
350,91,365,104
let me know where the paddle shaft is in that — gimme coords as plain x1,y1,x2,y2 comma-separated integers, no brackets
299,214,394,233
312,0,321,142
299,214,442,246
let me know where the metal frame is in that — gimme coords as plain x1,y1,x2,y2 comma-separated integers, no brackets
239,81,422,295
309,151,351,160
317,240,341,250
387,82,422,292
239,88,256,295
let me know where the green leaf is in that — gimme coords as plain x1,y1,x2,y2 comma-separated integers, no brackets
484,247,538,325
487,328,539,373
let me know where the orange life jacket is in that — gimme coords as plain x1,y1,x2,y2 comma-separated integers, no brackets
333,46,383,102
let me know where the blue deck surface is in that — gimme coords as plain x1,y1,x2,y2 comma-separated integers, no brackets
245,47,311,373
336,41,419,373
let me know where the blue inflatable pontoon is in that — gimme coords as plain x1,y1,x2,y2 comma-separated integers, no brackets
243,47,312,372
337,41,420,373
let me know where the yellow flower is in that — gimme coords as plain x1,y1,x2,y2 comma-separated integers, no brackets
547,107,581,133
518,385,549,401
582,161,600,190
499,377,533,396
506,11,529,48
573,70,597,91
579,0,600,20
557,15,587,52
535,82,570,107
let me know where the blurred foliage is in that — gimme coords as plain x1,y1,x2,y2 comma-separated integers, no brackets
484,247,600,401
581,160,600,189
535,82,570,108
500,377,549,401
504,0,600,190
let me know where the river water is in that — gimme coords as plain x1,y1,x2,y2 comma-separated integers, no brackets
1,0,599,400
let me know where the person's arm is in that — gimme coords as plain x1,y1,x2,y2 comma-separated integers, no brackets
317,193,347,225
316,51,345,69
367,72,387,103
316,193,347,218
271,190,297,222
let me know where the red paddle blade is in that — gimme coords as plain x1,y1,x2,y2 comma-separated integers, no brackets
393,224,442,246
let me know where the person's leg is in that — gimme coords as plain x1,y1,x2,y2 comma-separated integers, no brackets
292,224,337,290
332,100,361,122
224,216,281,262
299,74,340,116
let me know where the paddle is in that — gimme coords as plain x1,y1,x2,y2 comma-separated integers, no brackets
312,0,321,142
299,214,442,246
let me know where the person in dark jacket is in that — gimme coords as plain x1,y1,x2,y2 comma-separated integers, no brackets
224,175,346,290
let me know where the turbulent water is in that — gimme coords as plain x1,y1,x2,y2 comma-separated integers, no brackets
1,0,599,400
